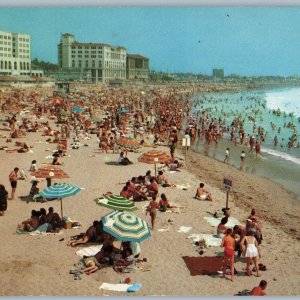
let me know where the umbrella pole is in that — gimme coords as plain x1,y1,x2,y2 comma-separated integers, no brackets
60,198,63,219
155,163,157,177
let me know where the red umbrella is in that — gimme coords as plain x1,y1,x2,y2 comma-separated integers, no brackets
53,97,63,105
138,150,172,176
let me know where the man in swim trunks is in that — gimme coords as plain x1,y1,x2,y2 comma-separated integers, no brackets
195,183,213,201
9,167,19,200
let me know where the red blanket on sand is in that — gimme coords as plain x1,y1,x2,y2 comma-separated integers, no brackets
182,256,223,276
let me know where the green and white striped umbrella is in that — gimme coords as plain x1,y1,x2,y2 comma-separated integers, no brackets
101,211,151,243
94,195,138,211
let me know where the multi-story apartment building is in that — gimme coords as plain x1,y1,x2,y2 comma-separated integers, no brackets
0,30,31,76
126,54,149,81
58,33,127,83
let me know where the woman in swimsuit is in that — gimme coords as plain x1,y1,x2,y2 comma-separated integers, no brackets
241,231,261,277
221,228,235,282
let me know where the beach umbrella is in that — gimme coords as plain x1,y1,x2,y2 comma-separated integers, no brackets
94,195,138,211
101,211,151,243
138,150,172,176
118,107,128,114
71,105,85,113
35,183,81,219
31,166,70,187
116,136,141,150
53,97,63,105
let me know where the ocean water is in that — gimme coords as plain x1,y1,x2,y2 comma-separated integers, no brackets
191,87,300,198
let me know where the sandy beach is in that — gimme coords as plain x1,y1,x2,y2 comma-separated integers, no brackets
0,84,300,296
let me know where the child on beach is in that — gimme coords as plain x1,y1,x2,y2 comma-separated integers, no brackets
224,148,230,164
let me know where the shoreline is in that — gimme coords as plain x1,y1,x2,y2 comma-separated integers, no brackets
181,147,300,240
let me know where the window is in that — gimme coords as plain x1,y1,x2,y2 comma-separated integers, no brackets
72,60,75,67
5,61,7,69
85,55,89,58
78,60,82,67
92,60,95,67
0,61,3,68
14,62,17,70
85,60,88,68
20,62,22,70
27,62,29,70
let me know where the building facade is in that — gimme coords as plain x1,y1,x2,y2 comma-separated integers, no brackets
126,54,149,81
0,30,31,76
58,33,127,83
212,68,224,79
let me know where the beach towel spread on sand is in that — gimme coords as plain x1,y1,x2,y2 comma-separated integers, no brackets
99,283,142,292
182,256,223,276
188,233,222,247
75,245,103,257
204,216,240,228
178,226,192,233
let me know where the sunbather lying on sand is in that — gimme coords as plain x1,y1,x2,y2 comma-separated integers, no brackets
68,220,103,247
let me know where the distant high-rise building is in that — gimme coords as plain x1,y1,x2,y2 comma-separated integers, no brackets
0,29,31,76
212,68,224,79
58,33,127,83
126,54,149,81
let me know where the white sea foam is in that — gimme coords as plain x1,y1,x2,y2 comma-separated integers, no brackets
265,88,300,117
261,147,300,166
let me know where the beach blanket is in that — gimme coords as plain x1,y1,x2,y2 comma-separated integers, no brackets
178,226,192,233
188,233,222,247
204,216,240,228
182,256,223,276
75,245,103,257
99,283,133,292
175,183,190,190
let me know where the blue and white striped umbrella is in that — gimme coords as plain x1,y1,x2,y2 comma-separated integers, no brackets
101,211,151,243
36,183,82,218
38,183,81,199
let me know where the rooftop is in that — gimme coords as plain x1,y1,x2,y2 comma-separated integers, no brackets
127,54,149,60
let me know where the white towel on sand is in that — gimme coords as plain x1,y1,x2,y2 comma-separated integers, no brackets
99,283,132,292
178,226,192,233
204,216,240,228
188,233,222,247
75,245,102,257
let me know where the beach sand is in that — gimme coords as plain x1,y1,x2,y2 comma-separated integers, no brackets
0,127,300,296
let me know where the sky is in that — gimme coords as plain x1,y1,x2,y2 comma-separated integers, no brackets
0,7,300,76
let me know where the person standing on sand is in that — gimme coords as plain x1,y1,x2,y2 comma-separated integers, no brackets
241,230,261,277
146,195,160,230
224,148,230,164
8,167,19,200
255,140,261,157
221,228,235,282
240,151,246,170
250,280,267,296
0,184,8,216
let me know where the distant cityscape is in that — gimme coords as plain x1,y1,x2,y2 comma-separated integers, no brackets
1,28,300,86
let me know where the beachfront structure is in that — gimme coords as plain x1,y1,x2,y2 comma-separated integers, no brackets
126,54,149,81
58,33,127,83
0,30,31,76
213,68,224,79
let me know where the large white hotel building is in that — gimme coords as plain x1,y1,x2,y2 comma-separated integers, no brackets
58,33,127,83
0,30,31,76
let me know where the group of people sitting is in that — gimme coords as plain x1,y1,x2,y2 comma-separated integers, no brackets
120,170,175,202
67,221,141,275
17,207,62,232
